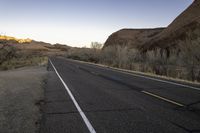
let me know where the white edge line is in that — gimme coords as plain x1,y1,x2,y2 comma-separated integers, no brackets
49,59,96,133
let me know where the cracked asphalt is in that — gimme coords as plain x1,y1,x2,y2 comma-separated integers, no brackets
40,57,200,133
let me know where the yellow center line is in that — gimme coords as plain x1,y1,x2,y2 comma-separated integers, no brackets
141,90,185,107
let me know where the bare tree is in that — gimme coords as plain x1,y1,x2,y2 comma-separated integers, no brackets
90,42,103,50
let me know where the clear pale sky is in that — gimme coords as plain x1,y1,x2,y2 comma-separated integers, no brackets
0,0,193,47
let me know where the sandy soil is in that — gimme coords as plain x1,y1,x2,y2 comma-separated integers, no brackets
0,66,47,133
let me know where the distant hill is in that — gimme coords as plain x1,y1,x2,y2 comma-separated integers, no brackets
0,35,70,56
103,28,164,48
0,35,32,43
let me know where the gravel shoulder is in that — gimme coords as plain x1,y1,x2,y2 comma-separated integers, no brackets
0,66,47,133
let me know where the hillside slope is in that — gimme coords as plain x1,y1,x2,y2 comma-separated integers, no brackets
103,28,164,48
140,0,200,51
104,0,200,52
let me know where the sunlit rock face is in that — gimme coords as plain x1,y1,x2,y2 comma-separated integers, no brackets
0,35,32,43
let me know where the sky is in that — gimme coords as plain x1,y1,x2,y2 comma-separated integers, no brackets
0,0,193,47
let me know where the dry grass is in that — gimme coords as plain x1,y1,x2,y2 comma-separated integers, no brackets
0,56,48,70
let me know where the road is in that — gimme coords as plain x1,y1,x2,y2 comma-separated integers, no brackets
40,57,200,133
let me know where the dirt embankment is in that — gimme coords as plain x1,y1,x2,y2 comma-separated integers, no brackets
0,66,47,133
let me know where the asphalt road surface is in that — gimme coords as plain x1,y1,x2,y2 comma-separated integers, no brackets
40,57,200,133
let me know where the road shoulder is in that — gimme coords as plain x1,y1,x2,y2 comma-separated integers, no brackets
0,66,47,133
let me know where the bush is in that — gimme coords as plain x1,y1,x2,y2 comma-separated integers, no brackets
178,30,200,81
67,47,100,63
0,56,48,70
0,44,17,65
0,43,48,70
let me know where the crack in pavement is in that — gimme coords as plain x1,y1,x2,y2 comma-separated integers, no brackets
169,121,200,133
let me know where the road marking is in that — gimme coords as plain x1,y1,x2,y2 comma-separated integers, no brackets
49,59,96,133
114,70,200,91
66,58,200,91
141,90,185,107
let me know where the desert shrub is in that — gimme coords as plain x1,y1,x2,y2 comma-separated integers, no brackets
0,56,48,70
101,46,171,74
0,43,48,70
100,46,128,68
0,44,17,65
66,42,103,63
178,30,200,81
101,41,200,82
99,46,117,66
144,49,169,75
117,46,129,68
67,47,100,63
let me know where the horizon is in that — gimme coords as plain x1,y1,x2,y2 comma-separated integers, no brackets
0,0,193,47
